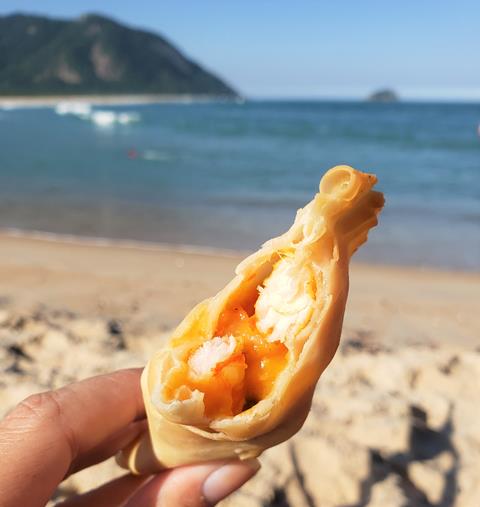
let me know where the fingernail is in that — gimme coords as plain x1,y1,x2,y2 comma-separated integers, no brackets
203,458,261,505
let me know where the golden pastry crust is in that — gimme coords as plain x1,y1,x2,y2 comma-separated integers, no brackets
118,165,384,473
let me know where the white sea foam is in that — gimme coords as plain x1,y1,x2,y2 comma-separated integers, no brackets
55,102,92,117
142,149,171,161
53,102,140,127
89,110,140,127
90,110,117,126
117,112,140,124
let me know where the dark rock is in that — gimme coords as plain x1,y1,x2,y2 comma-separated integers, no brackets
108,319,122,336
7,344,33,362
107,319,126,350
439,355,460,375
5,361,25,375
12,316,26,330
263,487,291,507
367,89,399,102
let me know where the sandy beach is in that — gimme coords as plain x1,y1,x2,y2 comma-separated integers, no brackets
0,94,239,108
0,232,478,506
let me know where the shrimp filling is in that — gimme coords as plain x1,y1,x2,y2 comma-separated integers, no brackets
163,255,316,418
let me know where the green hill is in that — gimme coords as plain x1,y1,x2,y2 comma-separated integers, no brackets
0,13,237,97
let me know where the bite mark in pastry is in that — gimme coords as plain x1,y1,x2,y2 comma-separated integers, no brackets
119,165,384,473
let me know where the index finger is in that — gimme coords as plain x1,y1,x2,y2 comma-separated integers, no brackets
0,368,145,507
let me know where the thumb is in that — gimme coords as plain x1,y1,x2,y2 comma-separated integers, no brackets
124,459,260,507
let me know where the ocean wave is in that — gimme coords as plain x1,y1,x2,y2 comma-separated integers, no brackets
0,103,16,111
53,102,140,127
55,102,92,117
89,110,140,127
142,149,173,161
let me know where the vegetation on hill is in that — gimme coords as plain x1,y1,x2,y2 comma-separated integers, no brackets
0,13,237,96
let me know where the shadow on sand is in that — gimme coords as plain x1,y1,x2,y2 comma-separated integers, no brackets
343,404,459,507
263,404,458,507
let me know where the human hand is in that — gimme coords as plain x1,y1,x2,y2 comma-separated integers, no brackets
0,369,260,507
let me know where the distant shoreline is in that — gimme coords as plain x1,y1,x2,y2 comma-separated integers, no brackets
0,94,242,108
1,95,479,108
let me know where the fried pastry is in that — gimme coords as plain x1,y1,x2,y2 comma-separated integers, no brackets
119,165,384,473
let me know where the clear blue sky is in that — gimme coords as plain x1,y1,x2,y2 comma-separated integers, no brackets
2,0,479,100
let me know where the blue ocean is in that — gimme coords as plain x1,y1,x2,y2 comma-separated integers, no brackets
0,100,479,270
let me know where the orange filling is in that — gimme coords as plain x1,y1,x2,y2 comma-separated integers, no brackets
165,306,288,419
216,307,288,405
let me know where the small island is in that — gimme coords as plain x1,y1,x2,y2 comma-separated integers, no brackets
367,89,399,102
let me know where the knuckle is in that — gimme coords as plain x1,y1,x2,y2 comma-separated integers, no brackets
15,391,62,425
10,390,78,460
